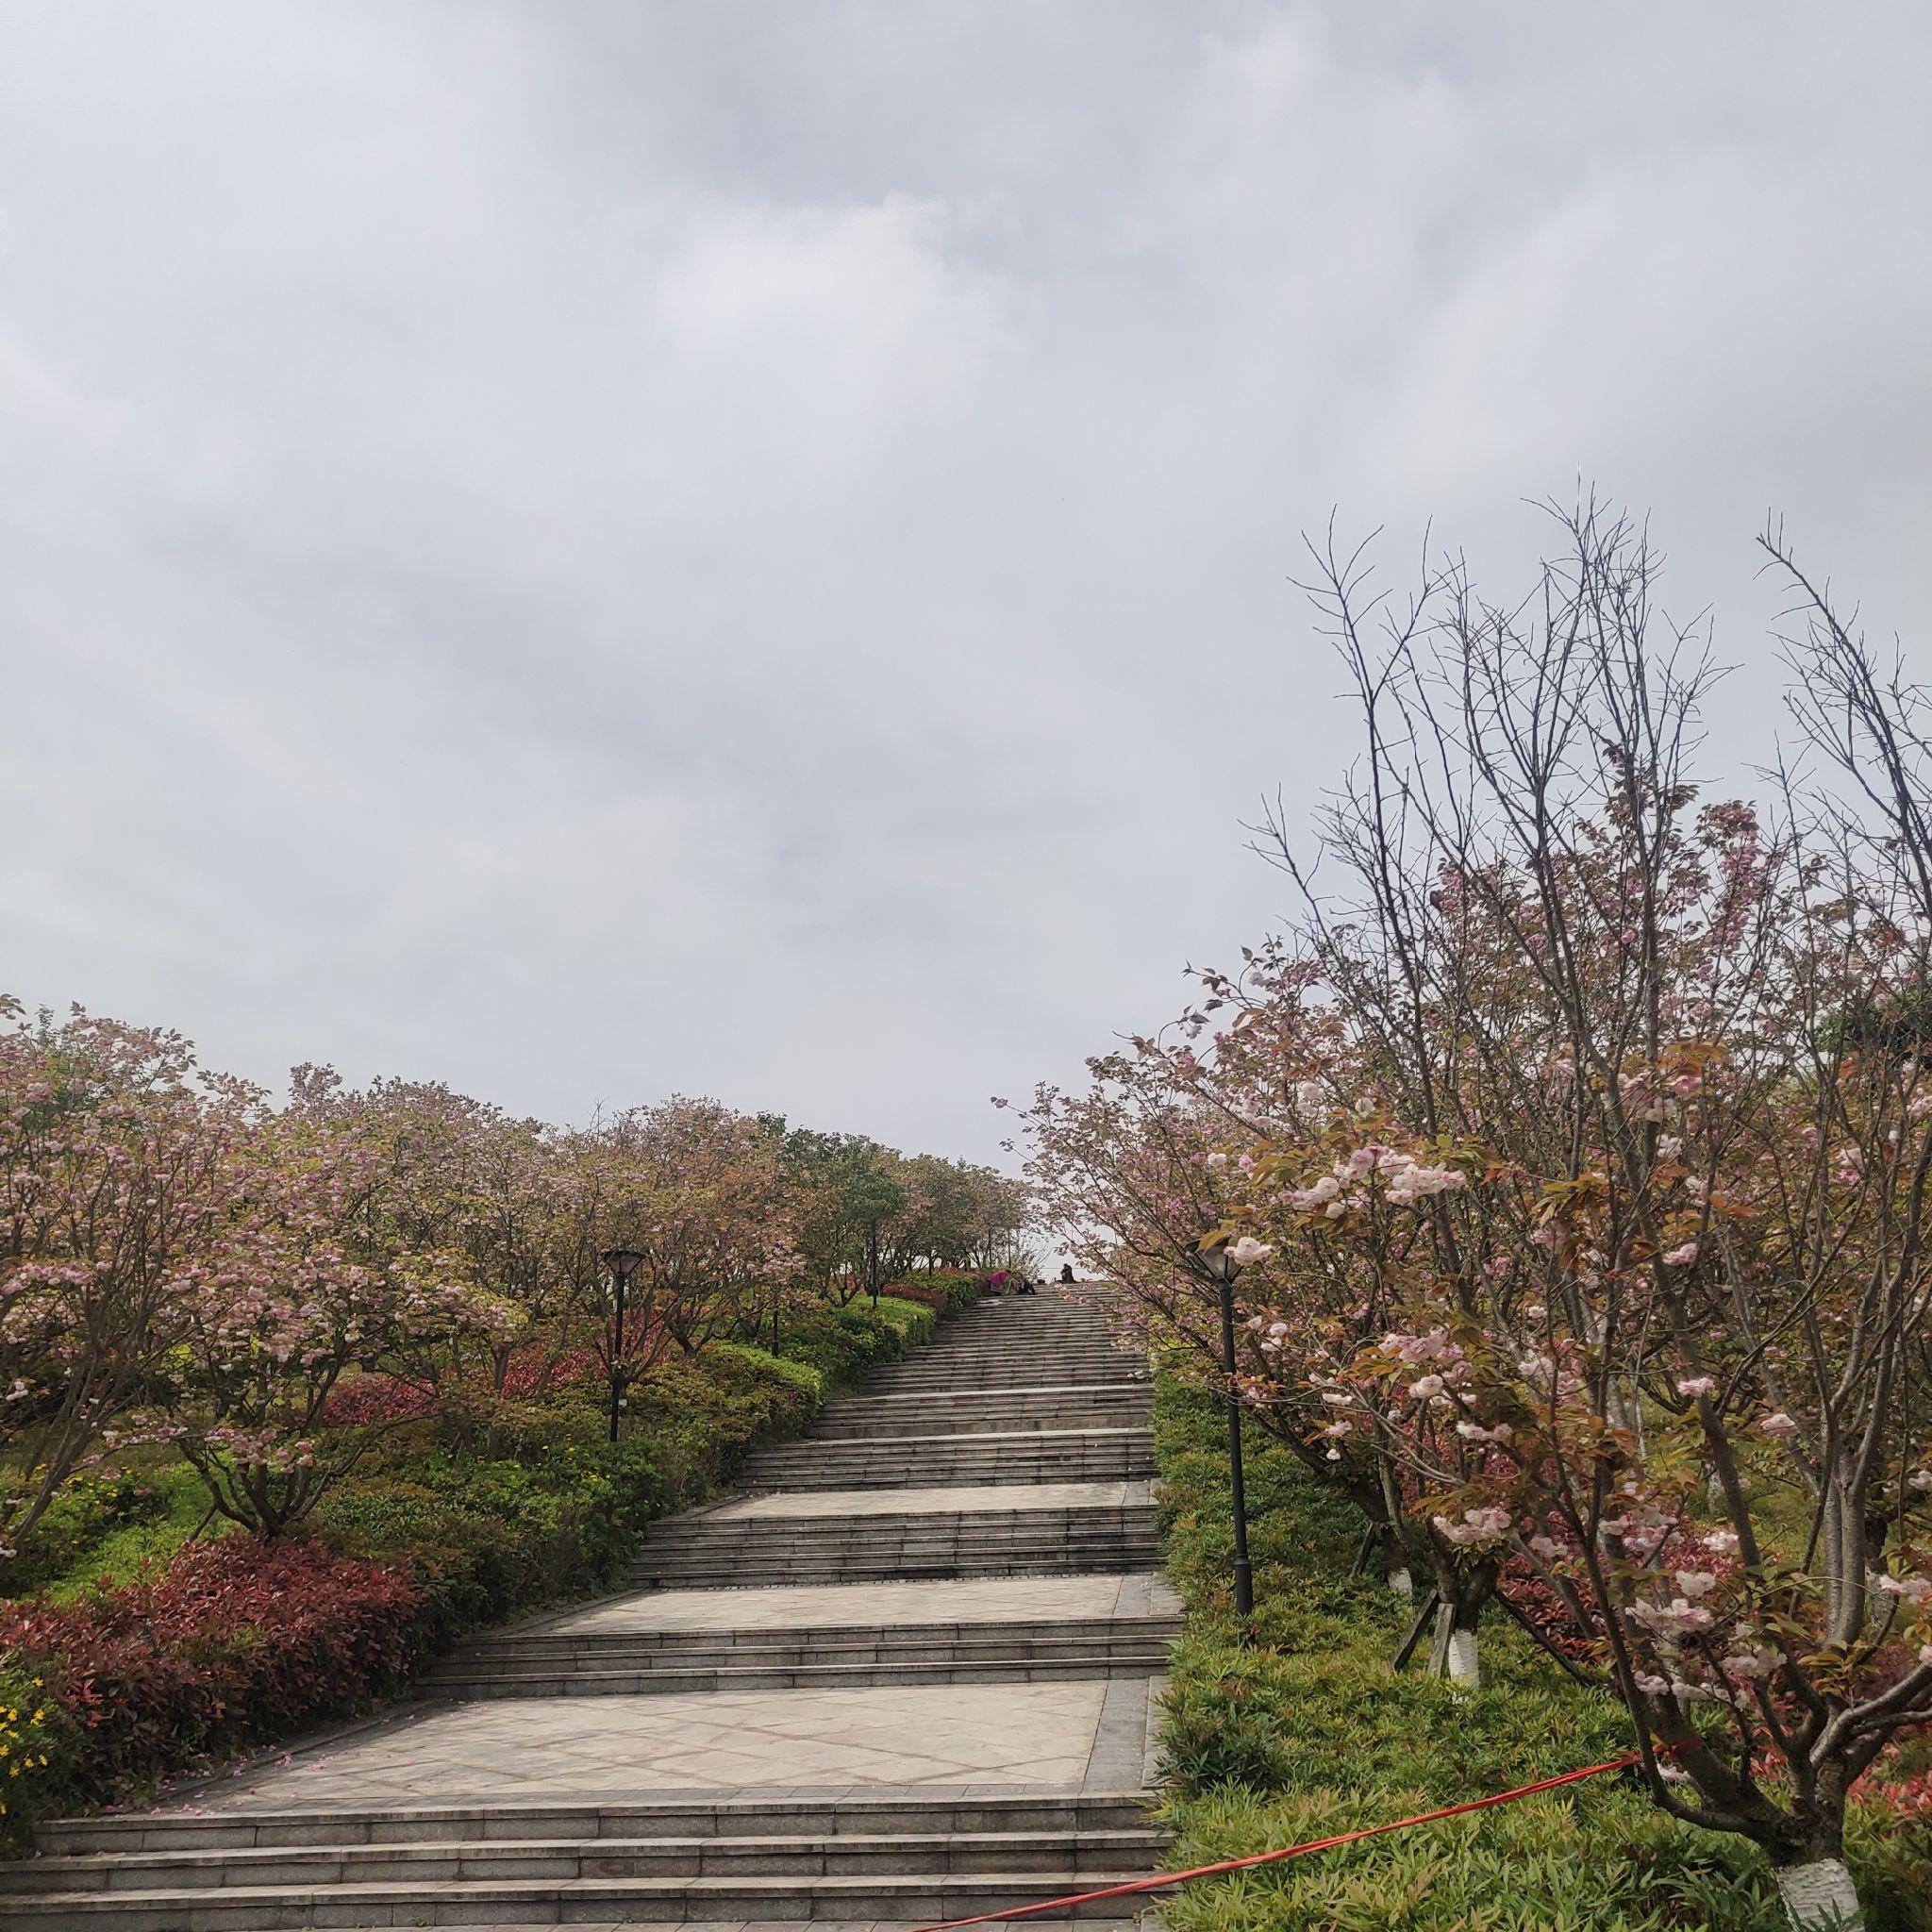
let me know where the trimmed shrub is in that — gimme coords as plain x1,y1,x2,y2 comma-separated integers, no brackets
711,1343,825,1407
886,1273,984,1314
774,1307,901,1385
0,1539,421,1807
874,1295,939,1345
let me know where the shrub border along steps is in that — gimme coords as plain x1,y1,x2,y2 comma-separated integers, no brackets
0,1293,961,1842
0,1290,1180,1930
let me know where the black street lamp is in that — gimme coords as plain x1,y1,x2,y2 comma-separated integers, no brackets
1193,1235,1255,1629
599,1246,646,1444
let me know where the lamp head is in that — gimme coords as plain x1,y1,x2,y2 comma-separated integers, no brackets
600,1245,647,1287
1197,1235,1241,1283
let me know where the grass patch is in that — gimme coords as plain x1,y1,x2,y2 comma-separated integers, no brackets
45,1463,228,1600
1149,1373,1932,1931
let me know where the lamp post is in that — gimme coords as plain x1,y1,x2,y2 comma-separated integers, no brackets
1195,1236,1255,1628
599,1246,646,1444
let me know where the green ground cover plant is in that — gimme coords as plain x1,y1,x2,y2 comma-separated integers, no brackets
1151,1372,1932,1932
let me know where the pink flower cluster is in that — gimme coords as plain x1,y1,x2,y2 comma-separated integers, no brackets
1433,1505,1512,1549
1285,1145,1466,1217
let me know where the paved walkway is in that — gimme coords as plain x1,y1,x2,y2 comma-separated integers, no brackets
4,1289,1173,1929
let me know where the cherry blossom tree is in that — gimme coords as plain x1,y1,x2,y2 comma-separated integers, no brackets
1258,510,1932,1924
290,1070,597,1411
591,1097,797,1364
172,1108,510,1536
1033,506,1932,1926
0,1004,251,1556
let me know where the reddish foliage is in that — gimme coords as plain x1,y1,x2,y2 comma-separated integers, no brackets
1868,1766,1932,1819
881,1284,950,1312
1494,1549,1601,1664
500,1343,601,1397
0,1537,422,1799
321,1374,438,1425
320,1333,621,1425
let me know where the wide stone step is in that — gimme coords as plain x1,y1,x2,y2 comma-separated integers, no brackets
741,1436,1156,1490
629,1537,1163,1572
432,1624,1180,1696
863,1368,1141,1390
631,1538,1163,1569
874,1354,1135,1363
424,1652,1172,1697
2,1827,1164,1894
38,1795,1155,1858
741,1462,1157,1491
868,1345,1130,1361
633,1527,1162,1555
631,1552,1163,1587
0,1869,1157,1929
448,1615,1179,1665
745,1441,1155,1464
810,1396,1152,1441
867,1347,1133,1363
636,1528,1156,1557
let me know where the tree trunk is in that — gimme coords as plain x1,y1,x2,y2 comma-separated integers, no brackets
1424,1560,1493,1685
1773,1859,1862,1930
1771,1779,1861,1930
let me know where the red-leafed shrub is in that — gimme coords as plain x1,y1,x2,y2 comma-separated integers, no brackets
322,1347,607,1427
882,1274,983,1314
500,1342,602,1398
882,1283,950,1312
320,1374,439,1426
1869,1767,1932,1820
0,1537,422,1803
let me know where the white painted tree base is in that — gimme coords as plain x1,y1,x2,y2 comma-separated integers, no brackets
1774,1858,1863,1929
1446,1629,1480,1686
1388,1567,1413,1599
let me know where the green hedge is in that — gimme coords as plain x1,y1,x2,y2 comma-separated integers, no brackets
313,1343,826,1650
771,1301,915,1386
1149,1374,1932,1932
875,1295,940,1344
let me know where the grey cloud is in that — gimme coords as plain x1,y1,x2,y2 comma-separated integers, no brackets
3,0,1928,1163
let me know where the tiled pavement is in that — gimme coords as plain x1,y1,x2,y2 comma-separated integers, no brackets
543,1573,1176,1637
181,1680,1158,1807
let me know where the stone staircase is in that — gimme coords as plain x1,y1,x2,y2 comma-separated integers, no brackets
627,1492,1162,1589
8,1796,1161,1929
430,1599,1180,1699
2,1288,1174,1931
739,1425,1155,1490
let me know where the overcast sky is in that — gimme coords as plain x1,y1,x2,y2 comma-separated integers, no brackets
4,2,1929,1166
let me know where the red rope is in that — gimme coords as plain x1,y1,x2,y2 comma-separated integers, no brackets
910,1748,1656,1932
